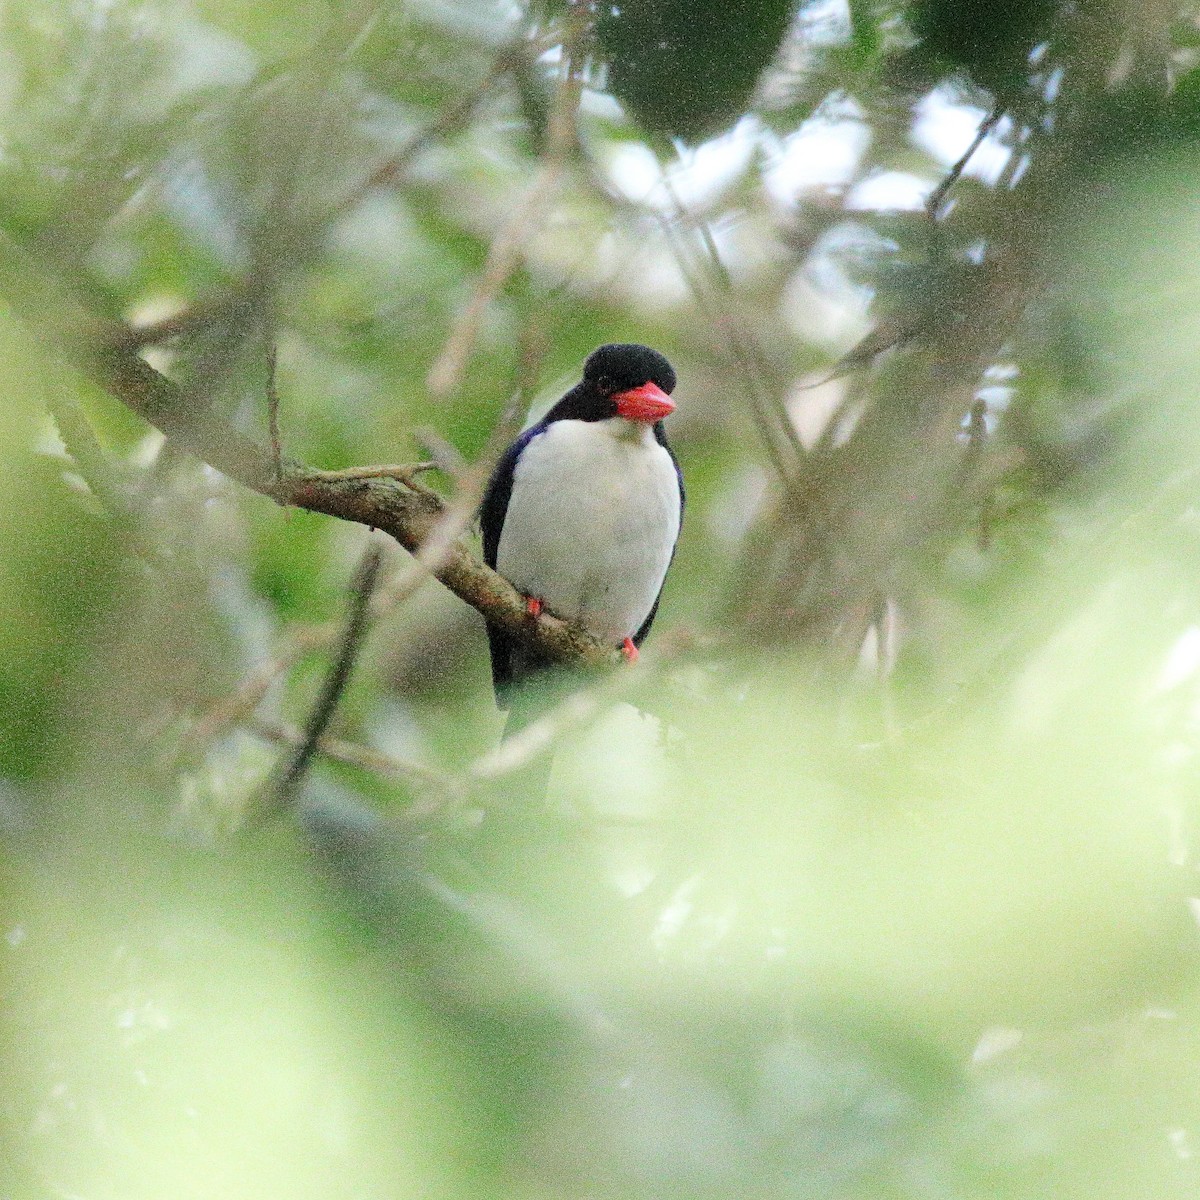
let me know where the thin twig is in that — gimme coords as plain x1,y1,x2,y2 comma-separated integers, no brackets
248,715,464,802
469,627,694,780
370,309,548,612
178,623,331,759
653,207,798,482
425,197,547,399
965,397,988,451
426,14,586,397
413,428,467,478
964,397,993,550
679,191,807,474
249,543,383,824
926,105,1005,223
253,713,662,828
42,387,179,569
331,28,565,223
332,62,507,220
308,461,440,499
471,689,602,779
791,315,912,396
266,344,283,483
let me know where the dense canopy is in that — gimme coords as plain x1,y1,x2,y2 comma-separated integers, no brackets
6,2,1200,1197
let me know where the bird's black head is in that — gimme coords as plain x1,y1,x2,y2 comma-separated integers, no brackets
548,343,677,425
584,343,676,397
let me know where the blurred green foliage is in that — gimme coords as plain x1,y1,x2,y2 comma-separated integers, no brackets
6,1,1200,1198
596,0,797,142
910,0,1057,98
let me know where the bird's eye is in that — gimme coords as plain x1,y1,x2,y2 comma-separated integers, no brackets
596,374,614,391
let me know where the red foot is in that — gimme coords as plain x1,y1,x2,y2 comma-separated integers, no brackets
621,637,639,664
525,596,544,618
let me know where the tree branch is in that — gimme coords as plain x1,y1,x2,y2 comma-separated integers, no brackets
251,543,384,823
926,105,1005,223
248,714,465,808
0,230,619,673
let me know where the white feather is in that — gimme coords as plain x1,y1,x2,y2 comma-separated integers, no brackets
496,417,681,645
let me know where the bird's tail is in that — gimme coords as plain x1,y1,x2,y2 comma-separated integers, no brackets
490,668,582,806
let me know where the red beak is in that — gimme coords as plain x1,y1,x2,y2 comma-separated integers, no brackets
613,381,676,423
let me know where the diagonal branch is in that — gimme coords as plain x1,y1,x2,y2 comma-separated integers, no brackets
926,105,1005,223
250,543,385,824
0,230,619,674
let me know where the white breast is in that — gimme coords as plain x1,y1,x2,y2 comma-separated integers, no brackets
496,418,681,645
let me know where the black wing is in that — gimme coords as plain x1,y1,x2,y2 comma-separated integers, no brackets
633,425,685,648
479,425,542,694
